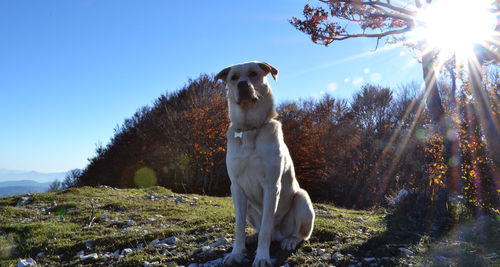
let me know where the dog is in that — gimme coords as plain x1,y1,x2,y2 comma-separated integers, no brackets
215,62,315,267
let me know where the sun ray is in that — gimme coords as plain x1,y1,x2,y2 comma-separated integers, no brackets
293,42,404,76
375,81,429,202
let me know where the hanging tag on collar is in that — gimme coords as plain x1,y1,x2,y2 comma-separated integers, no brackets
234,131,243,138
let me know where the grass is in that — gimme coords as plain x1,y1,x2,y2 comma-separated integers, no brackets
0,186,498,266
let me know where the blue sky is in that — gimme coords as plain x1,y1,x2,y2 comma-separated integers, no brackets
0,0,422,173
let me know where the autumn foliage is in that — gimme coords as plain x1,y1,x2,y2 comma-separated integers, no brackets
77,75,231,195
74,72,499,212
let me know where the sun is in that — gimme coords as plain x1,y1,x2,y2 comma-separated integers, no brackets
413,0,498,62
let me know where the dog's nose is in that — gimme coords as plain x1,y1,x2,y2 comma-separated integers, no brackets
237,80,251,91
237,80,252,98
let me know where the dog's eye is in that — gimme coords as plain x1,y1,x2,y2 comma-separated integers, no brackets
248,71,258,78
230,75,239,81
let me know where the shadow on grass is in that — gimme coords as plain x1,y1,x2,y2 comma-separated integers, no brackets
335,194,449,266
337,193,500,266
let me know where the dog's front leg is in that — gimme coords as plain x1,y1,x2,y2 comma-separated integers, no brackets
253,184,279,267
224,184,247,265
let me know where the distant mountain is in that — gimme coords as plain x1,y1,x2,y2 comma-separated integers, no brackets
0,169,68,197
0,180,53,197
0,168,67,183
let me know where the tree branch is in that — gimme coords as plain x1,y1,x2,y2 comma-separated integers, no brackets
319,0,416,16
325,26,411,42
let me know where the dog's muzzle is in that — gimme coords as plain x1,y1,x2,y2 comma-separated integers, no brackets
237,81,258,105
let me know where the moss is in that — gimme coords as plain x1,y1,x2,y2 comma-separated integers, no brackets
0,186,498,266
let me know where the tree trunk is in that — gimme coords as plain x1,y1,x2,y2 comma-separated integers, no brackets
467,61,500,200
421,49,452,229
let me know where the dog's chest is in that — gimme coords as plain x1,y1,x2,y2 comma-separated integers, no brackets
227,130,266,189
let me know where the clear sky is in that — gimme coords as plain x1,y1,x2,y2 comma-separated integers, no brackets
0,0,422,173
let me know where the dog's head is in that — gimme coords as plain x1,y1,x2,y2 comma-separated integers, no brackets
215,61,278,110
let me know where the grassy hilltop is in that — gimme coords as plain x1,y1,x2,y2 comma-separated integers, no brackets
0,186,499,266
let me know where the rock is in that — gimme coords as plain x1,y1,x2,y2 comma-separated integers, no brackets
16,195,33,206
103,252,114,260
188,263,198,267
332,244,342,250
318,248,326,254
201,234,210,241
193,197,199,201
435,255,449,261
486,253,499,259
151,239,160,244
209,237,228,248
353,217,363,223
332,252,343,261
155,243,169,248
175,196,185,204
321,253,331,260
398,247,414,256
194,245,211,254
364,257,376,262
81,253,98,261
17,258,36,267
122,248,133,255
390,189,410,206
76,250,85,256
127,219,134,226
114,250,121,258
85,240,94,249
143,261,150,267
100,214,108,220
163,236,180,245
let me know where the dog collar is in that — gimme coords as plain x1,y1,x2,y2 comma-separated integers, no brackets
234,126,257,139
234,121,272,139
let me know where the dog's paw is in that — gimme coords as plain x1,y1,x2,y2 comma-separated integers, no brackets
281,238,298,251
223,250,246,265
252,253,272,267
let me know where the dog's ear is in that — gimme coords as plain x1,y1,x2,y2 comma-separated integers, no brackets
257,62,278,81
215,66,232,82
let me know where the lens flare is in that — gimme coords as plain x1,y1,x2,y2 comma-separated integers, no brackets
134,167,157,188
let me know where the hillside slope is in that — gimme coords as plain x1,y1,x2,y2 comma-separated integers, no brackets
0,187,498,266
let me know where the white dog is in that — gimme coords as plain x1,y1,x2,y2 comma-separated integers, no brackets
215,62,315,267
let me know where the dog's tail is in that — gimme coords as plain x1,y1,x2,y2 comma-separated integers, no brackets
296,189,315,240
